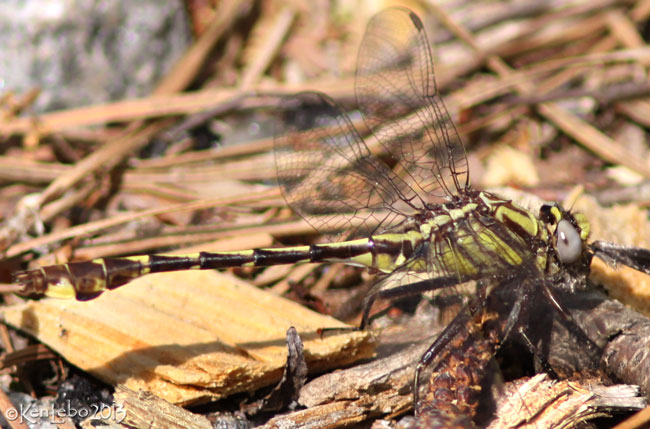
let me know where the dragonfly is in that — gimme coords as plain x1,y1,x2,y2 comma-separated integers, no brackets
13,6,650,419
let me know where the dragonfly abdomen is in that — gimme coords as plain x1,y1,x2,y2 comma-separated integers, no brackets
14,232,424,301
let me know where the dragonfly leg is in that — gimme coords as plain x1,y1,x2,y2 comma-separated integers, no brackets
359,276,462,330
319,276,464,338
540,281,602,359
413,309,473,413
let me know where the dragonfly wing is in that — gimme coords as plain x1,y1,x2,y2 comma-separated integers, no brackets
355,7,469,200
274,91,420,237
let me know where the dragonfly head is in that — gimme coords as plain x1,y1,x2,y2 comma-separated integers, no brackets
540,204,591,265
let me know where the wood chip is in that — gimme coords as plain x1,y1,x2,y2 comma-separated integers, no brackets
1,271,375,405
487,374,648,429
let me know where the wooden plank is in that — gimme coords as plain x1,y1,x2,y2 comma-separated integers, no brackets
1,270,375,405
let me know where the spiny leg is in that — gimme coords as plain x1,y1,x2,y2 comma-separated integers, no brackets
359,276,463,330
496,278,561,378
590,241,650,275
539,280,602,361
318,275,464,336
413,308,474,411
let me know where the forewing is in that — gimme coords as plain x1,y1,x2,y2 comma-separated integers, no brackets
274,92,418,237
356,7,469,199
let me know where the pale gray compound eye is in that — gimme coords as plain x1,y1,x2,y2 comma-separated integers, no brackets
556,219,582,263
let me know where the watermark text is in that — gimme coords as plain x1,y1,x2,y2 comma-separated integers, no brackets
3,400,126,424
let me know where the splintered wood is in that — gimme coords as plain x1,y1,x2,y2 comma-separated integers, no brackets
1,271,375,405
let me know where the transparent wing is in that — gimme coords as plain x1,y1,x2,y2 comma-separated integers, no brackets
274,91,420,237
355,7,469,199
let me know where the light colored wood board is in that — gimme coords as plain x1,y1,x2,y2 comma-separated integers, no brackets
1,270,375,405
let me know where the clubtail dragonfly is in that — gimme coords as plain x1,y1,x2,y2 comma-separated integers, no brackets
13,6,650,420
